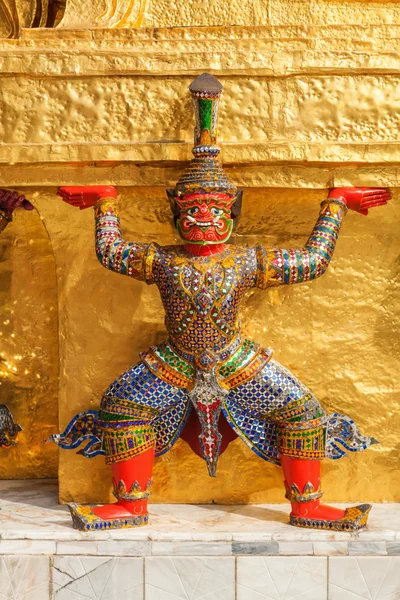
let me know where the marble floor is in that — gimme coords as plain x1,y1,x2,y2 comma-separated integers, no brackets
0,480,399,599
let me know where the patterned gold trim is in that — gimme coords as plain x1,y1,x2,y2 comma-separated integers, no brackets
101,397,159,420
268,394,316,423
277,423,325,460
221,348,272,389
141,350,192,388
285,481,324,503
113,478,153,501
95,197,120,217
101,423,156,465
171,247,235,270
280,415,327,430
320,198,348,217
255,246,282,289
141,340,273,391
290,504,372,531
169,334,241,369
144,242,158,284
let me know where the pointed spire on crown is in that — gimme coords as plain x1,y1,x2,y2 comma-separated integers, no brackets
174,73,237,198
189,73,223,157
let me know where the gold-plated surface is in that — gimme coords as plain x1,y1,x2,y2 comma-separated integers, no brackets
0,1,18,38
143,0,400,28
31,0,400,31
1,164,400,191
25,186,398,504
0,23,399,186
0,207,58,478
0,0,60,38
1,71,400,146
58,0,147,28
1,0,399,38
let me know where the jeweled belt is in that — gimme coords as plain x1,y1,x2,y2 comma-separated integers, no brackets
169,335,241,371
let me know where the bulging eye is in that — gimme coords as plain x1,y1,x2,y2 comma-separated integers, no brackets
211,208,224,217
188,207,198,216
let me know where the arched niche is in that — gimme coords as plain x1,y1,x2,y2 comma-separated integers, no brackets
0,202,58,478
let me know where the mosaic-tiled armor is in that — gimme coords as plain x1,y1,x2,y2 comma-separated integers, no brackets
54,74,390,533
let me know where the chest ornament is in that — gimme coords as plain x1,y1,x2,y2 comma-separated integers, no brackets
194,287,215,317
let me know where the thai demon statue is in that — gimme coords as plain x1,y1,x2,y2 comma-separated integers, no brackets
53,74,390,532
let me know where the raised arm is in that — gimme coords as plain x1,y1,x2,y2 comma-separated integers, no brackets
255,187,391,288
0,189,34,233
57,186,155,282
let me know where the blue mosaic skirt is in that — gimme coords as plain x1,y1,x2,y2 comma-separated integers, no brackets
51,356,377,467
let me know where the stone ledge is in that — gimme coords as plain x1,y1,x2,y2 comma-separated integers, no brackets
0,25,397,77
1,142,399,171
1,163,399,188
0,480,398,557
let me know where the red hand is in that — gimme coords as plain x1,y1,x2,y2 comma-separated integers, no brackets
57,186,117,210
0,189,34,213
329,187,391,216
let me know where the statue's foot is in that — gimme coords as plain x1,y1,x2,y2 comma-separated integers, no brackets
68,502,149,532
290,503,372,531
92,500,147,520
302,503,346,521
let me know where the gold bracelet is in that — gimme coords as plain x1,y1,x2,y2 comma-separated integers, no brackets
95,197,119,217
320,198,348,215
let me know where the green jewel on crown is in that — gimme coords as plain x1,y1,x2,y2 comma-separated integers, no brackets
189,73,223,158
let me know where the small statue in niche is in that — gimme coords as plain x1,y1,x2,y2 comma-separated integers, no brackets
0,403,22,448
53,74,390,532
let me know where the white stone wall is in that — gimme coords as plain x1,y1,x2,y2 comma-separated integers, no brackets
1,554,400,599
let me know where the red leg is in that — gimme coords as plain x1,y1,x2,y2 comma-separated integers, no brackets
281,455,345,521
92,447,154,520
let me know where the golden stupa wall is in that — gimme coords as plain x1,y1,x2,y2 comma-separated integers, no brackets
0,0,398,503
